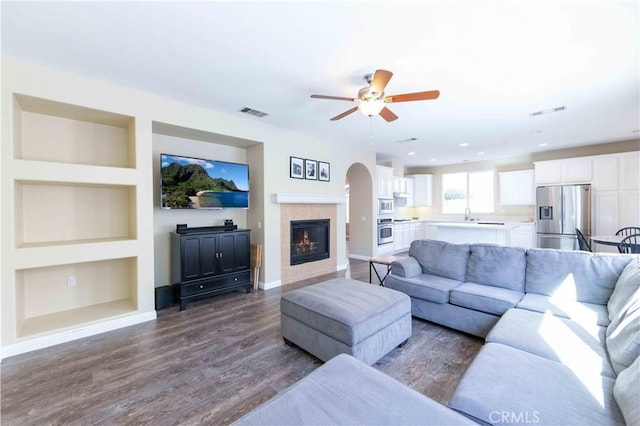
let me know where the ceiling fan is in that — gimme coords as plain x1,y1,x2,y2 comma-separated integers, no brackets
310,69,440,122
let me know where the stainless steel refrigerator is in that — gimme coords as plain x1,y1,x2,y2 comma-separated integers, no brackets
536,184,592,249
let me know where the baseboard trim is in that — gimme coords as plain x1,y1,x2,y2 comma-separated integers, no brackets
261,279,282,290
336,263,348,271
1,311,157,361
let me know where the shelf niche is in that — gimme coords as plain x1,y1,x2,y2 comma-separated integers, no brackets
15,181,137,247
13,94,135,168
15,257,137,338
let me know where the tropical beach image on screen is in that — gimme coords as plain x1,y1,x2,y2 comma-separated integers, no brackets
161,154,249,209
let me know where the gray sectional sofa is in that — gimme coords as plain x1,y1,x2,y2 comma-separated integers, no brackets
385,240,639,425
237,240,639,425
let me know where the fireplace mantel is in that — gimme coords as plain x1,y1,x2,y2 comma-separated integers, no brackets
274,193,346,204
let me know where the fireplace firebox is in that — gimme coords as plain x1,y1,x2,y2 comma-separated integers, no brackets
290,219,330,265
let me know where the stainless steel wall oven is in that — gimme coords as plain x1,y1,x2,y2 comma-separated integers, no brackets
377,217,394,246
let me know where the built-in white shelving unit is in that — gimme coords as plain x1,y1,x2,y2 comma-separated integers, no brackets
2,94,151,353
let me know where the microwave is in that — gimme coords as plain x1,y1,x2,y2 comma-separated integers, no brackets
378,198,394,215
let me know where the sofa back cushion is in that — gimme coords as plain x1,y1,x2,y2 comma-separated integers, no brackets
525,249,633,304
409,240,470,282
608,258,639,321
606,287,640,375
466,244,526,291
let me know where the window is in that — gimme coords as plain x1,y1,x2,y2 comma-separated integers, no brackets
442,171,494,214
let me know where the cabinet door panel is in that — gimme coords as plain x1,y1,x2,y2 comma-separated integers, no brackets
218,233,237,273
234,232,251,269
199,236,218,276
182,237,203,280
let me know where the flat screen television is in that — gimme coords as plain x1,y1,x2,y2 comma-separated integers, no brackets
161,153,249,209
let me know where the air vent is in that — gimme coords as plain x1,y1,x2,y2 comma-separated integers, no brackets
530,106,566,117
239,107,268,118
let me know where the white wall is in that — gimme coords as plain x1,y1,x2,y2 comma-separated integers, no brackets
2,56,377,299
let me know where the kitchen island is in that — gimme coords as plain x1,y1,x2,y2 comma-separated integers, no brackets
390,220,535,254
433,221,520,245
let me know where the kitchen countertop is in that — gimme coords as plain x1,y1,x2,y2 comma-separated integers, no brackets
393,219,532,230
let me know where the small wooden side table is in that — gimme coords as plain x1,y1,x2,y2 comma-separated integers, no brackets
369,255,402,286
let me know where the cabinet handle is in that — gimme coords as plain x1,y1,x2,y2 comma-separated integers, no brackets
234,277,237,281
199,285,204,289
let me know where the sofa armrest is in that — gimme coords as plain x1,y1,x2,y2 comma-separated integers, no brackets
391,257,422,278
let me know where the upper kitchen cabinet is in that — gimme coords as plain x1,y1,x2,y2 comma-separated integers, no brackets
499,170,535,205
376,165,394,198
534,158,592,185
406,174,433,206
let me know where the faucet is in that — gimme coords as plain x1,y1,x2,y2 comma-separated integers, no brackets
464,207,471,221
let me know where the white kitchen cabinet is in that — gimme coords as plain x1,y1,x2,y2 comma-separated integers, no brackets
393,222,413,252
594,191,619,236
509,224,535,249
534,157,592,185
424,224,438,240
593,156,618,191
376,165,394,198
499,170,535,205
534,161,562,185
413,221,426,240
393,176,407,194
406,174,433,206
620,151,640,190
563,157,592,183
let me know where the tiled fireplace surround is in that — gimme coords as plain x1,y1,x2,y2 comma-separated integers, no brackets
280,203,337,285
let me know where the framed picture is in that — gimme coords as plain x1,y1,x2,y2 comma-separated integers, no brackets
290,156,304,179
305,159,317,180
318,161,330,182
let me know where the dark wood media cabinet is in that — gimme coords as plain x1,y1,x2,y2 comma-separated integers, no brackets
171,226,251,310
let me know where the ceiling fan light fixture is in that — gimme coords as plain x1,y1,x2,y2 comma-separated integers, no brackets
359,99,385,117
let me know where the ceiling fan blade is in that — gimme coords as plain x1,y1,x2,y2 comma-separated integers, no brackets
370,69,393,94
384,90,440,103
311,94,356,102
379,106,399,122
330,106,359,121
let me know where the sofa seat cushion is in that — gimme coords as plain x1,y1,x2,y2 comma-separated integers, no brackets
448,343,625,426
384,273,462,304
487,308,615,378
408,239,470,282
525,249,633,305
467,244,526,291
280,279,410,346
449,283,523,316
517,293,610,327
234,354,477,425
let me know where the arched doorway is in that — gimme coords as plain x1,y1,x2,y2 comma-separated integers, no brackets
346,163,375,259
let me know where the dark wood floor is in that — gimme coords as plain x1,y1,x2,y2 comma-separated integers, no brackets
1,258,483,425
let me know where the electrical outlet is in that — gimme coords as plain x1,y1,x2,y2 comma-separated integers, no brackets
67,275,77,287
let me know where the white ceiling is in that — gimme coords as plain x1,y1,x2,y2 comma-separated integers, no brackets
2,1,639,167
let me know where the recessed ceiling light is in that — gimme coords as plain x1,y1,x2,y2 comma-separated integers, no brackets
430,158,437,162
539,143,549,147
407,152,416,156
477,152,485,155
459,143,469,147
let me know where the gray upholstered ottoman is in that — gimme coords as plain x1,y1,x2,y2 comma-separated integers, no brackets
280,278,412,365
